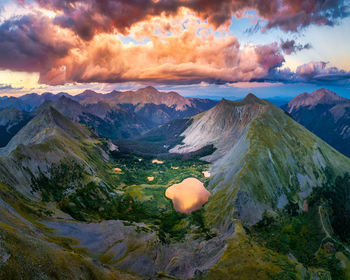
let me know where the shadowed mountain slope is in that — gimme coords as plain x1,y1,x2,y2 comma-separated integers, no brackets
0,108,32,147
282,88,350,157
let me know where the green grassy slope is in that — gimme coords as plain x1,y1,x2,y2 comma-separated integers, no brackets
204,101,350,228
0,182,140,280
0,106,117,197
201,102,350,279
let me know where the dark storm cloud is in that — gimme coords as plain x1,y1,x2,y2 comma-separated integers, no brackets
29,0,350,40
280,40,312,55
0,1,349,86
0,15,72,73
265,0,349,31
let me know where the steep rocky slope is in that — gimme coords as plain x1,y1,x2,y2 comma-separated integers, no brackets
0,106,114,197
282,88,350,157
171,94,350,228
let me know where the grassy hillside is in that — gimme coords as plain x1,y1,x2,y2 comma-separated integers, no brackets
200,103,350,279
204,102,350,227
0,182,140,280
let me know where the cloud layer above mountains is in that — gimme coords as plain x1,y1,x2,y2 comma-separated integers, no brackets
0,0,348,86
32,0,349,36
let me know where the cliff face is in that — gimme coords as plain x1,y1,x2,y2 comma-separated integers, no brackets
170,94,267,161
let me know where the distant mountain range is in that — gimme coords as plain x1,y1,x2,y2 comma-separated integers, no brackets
2,87,350,161
282,88,350,157
0,86,217,146
0,86,216,114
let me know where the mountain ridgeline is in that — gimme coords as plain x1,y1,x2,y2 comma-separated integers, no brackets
282,88,350,157
0,89,350,279
0,86,217,146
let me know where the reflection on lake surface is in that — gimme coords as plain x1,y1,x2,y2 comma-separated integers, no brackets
165,178,210,214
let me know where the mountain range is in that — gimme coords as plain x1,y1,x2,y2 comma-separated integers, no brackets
0,88,350,279
282,88,350,157
0,86,217,146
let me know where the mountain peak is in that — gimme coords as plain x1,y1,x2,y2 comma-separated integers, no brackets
55,95,83,107
217,93,264,108
18,93,39,100
74,90,101,102
287,88,348,112
77,86,216,113
242,93,262,104
0,106,89,156
81,89,97,94
35,106,70,127
311,88,344,100
58,95,69,101
79,89,98,97
137,86,159,94
172,92,268,156
56,92,70,97
41,92,54,98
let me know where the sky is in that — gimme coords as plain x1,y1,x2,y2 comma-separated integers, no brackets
0,0,350,98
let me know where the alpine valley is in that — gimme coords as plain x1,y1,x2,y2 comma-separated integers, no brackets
0,86,349,279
